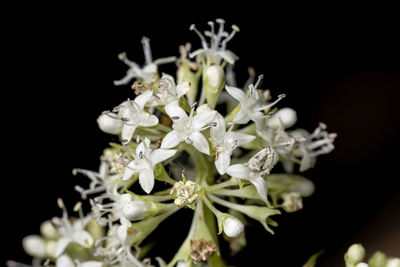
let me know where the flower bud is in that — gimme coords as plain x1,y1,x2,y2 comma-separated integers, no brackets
387,258,400,267
223,217,244,238
22,235,46,258
97,114,123,135
122,200,147,221
204,64,225,109
176,262,188,267
45,240,57,258
40,220,59,239
56,254,74,267
267,108,297,129
345,243,365,265
287,177,315,197
356,263,368,267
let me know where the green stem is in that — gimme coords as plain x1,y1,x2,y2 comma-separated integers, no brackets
201,195,223,217
206,178,237,192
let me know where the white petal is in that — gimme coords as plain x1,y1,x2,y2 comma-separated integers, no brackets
79,261,104,267
215,151,231,175
218,50,238,65
161,130,183,148
56,254,75,267
150,149,177,165
55,237,72,257
122,161,139,181
139,169,155,194
232,132,256,147
73,230,93,248
165,102,188,123
225,85,247,103
248,176,268,200
210,113,226,141
189,132,210,155
233,108,251,124
121,124,137,144
226,164,249,179
137,113,159,127
266,108,297,129
117,224,128,243
192,110,217,130
176,81,191,97
134,91,153,109
97,114,123,135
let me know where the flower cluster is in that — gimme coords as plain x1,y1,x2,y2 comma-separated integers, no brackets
12,19,336,267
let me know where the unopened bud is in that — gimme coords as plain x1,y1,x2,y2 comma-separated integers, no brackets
45,240,57,258
22,235,46,258
387,258,400,267
267,108,297,129
204,64,225,109
223,217,244,238
345,243,365,265
97,114,123,135
40,220,59,239
122,201,147,221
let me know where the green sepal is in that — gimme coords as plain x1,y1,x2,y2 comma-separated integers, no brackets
368,251,387,267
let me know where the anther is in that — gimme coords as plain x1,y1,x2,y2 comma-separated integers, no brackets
278,94,286,99
170,116,180,120
73,202,82,212
254,74,264,89
120,117,129,122
72,169,77,175
138,151,143,159
209,122,217,127
57,198,64,209
136,134,141,143
319,122,327,130
191,101,198,109
186,138,193,144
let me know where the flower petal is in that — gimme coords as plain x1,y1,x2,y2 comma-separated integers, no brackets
137,113,159,127
121,124,137,144
192,110,217,130
122,161,139,181
232,132,256,147
225,85,247,103
215,151,231,175
136,138,151,156
97,114,123,135
248,176,268,200
55,237,72,257
161,130,183,149
150,148,177,165
176,81,191,98
139,169,155,194
218,50,238,65
134,91,153,110
189,132,210,155
56,254,75,267
73,230,94,248
165,102,188,123
226,164,249,179
210,113,226,141
79,261,104,267
233,108,251,124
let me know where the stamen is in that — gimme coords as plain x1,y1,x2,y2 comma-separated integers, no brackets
138,151,143,159
153,56,177,65
186,138,193,144
141,37,153,65
190,24,208,49
153,93,161,100
216,18,225,36
208,21,216,48
170,116,180,120
256,94,286,111
254,74,264,90
57,198,65,209
209,122,217,127
122,143,137,159
191,101,198,109
120,117,129,122
73,202,82,212
221,25,240,49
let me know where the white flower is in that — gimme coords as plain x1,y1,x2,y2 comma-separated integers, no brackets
102,91,158,144
53,199,94,257
189,19,239,65
225,76,286,125
223,217,244,238
73,160,121,199
210,113,255,174
149,74,190,106
161,102,217,155
290,123,337,172
122,137,176,194
226,148,276,200
266,107,297,129
114,37,176,85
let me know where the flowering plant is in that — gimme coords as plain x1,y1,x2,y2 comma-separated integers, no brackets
10,19,339,267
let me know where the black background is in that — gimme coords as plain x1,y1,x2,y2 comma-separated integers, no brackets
3,4,400,266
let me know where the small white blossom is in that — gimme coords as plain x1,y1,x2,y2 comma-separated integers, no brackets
225,76,286,125
22,235,46,258
290,123,337,172
161,102,217,155
97,113,124,135
114,37,176,85
223,217,244,238
52,199,94,257
210,113,255,174
189,19,239,65
73,160,121,199
226,148,276,200
122,137,176,194
102,91,158,144
149,74,190,106
56,254,103,267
